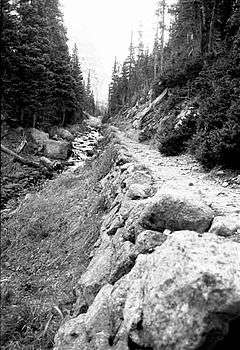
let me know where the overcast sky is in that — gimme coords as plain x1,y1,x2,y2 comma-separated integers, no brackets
60,0,176,103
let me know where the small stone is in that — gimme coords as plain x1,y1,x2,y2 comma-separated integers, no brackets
216,170,225,176
209,215,240,237
126,184,151,200
135,230,167,254
234,175,240,185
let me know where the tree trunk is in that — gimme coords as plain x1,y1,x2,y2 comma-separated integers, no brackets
0,0,4,119
61,106,66,126
1,144,41,168
200,1,208,56
20,108,24,124
32,112,37,128
16,139,27,154
208,0,217,53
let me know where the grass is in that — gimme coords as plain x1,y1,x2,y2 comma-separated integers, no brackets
0,132,118,349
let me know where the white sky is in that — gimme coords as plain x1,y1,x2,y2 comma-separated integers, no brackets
60,0,176,103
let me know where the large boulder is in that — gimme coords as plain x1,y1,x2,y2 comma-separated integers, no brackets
140,188,214,233
57,128,74,141
55,231,240,350
44,139,71,160
75,231,136,312
29,128,49,146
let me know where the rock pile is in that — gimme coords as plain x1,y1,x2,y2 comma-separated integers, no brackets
29,127,72,160
67,128,103,172
54,127,240,350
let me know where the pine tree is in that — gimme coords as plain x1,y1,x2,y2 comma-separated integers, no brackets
7,0,53,126
137,24,144,59
0,0,19,121
154,0,167,78
70,43,84,121
84,71,95,115
45,0,76,126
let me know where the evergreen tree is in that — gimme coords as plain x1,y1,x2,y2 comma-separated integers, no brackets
1,0,22,121
84,71,95,115
1,0,87,127
45,0,76,126
70,43,84,121
108,57,121,115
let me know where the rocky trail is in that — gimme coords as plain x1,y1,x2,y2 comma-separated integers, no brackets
1,119,240,350
54,126,240,350
120,131,240,216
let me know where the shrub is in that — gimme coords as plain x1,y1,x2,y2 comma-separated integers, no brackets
157,112,197,156
190,48,240,168
153,56,203,98
190,120,240,169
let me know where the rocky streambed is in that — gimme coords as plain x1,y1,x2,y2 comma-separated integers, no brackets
1,124,102,211
67,128,103,173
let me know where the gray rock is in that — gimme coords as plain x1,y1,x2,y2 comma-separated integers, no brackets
209,214,240,236
84,284,113,336
234,175,240,185
126,183,152,199
102,198,136,236
44,139,71,160
117,231,240,350
75,233,136,310
40,156,54,168
54,314,89,350
140,188,214,233
135,230,167,254
55,231,240,350
29,128,49,146
124,170,152,189
55,285,113,350
85,116,102,129
57,128,74,141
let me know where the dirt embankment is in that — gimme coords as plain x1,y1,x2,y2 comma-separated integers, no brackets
1,127,116,350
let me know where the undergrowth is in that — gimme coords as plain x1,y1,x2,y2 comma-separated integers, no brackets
0,131,118,349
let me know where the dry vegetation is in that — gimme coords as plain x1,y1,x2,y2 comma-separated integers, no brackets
1,133,118,349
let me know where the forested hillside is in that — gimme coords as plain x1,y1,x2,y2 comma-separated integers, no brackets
0,0,95,128
108,0,240,169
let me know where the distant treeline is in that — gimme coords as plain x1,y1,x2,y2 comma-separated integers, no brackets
0,0,95,128
108,0,240,169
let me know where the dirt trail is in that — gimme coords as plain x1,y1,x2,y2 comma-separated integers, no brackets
119,131,240,215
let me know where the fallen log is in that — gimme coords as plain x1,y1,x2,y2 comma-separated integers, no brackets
1,144,41,169
1,144,74,171
16,138,27,154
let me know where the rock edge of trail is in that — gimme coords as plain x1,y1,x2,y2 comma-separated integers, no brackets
54,126,240,350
